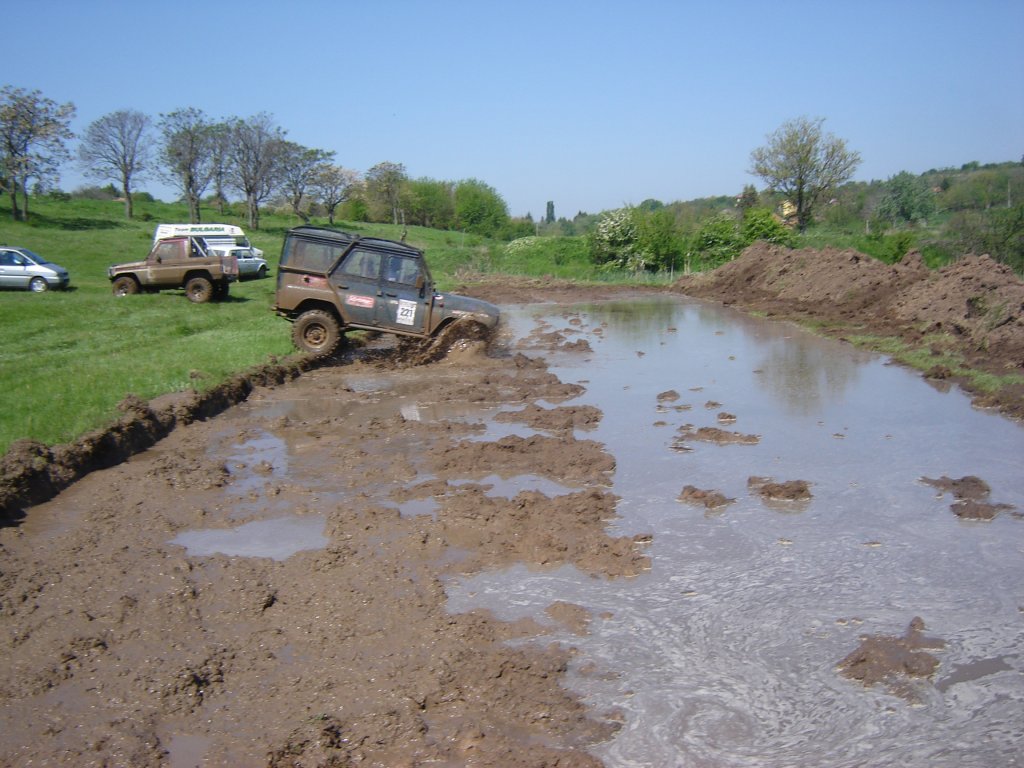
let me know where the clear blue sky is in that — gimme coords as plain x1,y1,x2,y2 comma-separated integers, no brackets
6,0,1023,219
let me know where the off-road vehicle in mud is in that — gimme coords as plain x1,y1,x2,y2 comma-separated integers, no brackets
108,236,239,303
274,226,500,358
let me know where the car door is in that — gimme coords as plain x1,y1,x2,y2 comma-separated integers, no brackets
0,249,28,289
332,247,384,328
376,252,429,334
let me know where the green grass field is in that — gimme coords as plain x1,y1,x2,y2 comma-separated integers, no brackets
0,196,665,455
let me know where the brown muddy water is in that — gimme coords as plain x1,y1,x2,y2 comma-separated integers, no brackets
159,296,1022,766
443,298,1024,767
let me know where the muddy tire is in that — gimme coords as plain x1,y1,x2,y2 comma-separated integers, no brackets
185,276,214,303
292,309,342,357
112,276,140,297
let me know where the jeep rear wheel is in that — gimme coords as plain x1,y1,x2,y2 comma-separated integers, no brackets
112,276,140,297
185,276,214,303
293,310,342,357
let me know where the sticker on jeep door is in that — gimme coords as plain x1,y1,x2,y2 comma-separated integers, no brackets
346,294,375,309
396,299,417,325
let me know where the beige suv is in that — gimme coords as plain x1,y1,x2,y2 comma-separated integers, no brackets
108,236,239,302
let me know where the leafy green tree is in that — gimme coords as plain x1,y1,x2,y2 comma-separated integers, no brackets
588,206,680,272
749,116,861,231
404,178,455,230
545,200,555,223
78,109,151,219
0,85,75,221
877,171,936,225
365,161,407,224
453,178,509,237
691,212,744,269
159,107,216,223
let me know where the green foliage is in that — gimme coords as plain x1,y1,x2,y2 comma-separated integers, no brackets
877,171,936,224
587,206,682,273
690,212,744,269
452,178,509,237
740,208,795,248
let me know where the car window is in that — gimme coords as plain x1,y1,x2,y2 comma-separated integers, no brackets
153,241,179,261
383,254,422,285
0,251,16,267
340,249,382,280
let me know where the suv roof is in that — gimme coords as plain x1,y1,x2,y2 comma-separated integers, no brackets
288,226,423,258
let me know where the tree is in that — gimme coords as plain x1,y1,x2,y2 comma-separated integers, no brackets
588,206,680,272
365,161,407,224
311,164,361,225
78,109,151,219
403,177,455,230
159,107,216,223
737,184,759,213
0,86,75,221
545,200,555,224
453,178,509,237
278,141,334,223
226,112,287,230
749,116,860,231
877,171,936,225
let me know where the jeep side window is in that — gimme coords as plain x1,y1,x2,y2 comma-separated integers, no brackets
283,239,340,272
384,255,422,285
340,249,382,280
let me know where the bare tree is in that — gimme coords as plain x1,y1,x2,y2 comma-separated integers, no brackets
749,116,860,231
312,164,361,225
226,113,286,230
159,107,216,223
278,141,334,223
78,109,151,219
0,85,75,221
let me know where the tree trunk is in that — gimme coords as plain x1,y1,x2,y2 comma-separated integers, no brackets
122,173,134,219
247,194,260,230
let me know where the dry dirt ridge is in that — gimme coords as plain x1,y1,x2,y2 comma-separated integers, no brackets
0,247,1021,766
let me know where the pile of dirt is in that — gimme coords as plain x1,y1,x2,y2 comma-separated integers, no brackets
672,245,1024,417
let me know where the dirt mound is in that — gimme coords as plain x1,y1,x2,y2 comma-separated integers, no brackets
673,245,1024,417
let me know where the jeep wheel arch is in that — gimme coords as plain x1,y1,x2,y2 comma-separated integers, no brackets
112,275,141,297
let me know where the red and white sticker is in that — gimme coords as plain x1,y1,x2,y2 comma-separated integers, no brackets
346,294,375,309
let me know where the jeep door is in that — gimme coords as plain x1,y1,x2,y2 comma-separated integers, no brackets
147,239,188,285
377,252,430,334
332,248,383,327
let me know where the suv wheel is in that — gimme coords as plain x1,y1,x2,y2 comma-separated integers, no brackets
112,276,140,296
185,276,214,303
293,310,342,357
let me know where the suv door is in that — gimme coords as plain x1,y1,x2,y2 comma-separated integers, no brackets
0,249,26,288
377,252,429,334
332,247,384,328
147,239,188,285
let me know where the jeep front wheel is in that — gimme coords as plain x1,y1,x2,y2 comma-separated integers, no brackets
185,276,214,303
292,310,342,357
112,276,140,297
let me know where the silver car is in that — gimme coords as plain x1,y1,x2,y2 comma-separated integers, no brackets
208,245,268,280
0,247,70,292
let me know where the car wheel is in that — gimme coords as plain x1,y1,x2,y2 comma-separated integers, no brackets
112,276,140,297
185,276,214,303
29,277,49,293
257,265,267,279
292,309,342,357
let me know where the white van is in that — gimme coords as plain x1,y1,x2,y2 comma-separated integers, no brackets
153,223,263,259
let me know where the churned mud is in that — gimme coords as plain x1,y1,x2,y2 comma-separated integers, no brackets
1,249,1023,766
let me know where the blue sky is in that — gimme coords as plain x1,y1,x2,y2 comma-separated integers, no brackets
6,0,1023,219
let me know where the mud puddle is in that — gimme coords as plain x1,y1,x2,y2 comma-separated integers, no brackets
447,298,1024,767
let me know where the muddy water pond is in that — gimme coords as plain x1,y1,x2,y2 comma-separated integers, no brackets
445,297,1024,767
